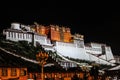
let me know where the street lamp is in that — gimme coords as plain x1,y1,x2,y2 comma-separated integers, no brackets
36,51,49,80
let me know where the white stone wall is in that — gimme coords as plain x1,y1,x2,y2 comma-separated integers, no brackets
55,42,115,65
11,23,21,30
5,30,52,47
55,41,89,60
88,54,114,65
105,47,115,63
85,46,102,55
6,31,32,42
91,43,102,48
34,35,47,45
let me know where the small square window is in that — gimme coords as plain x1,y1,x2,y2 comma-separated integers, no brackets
2,68,8,76
11,68,17,76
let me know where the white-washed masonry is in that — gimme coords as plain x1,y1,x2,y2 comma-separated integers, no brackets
3,23,116,66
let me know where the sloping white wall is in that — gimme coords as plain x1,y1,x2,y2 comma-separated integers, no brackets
55,42,89,60
55,42,115,66
105,47,114,60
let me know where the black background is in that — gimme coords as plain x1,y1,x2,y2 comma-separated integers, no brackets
0,2,119,55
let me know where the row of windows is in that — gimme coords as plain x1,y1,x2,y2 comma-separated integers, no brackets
28,73,75,79
86,47,102,51
105,47,111,51
60,62,77,67
7,31,48,41
57,42,75,47
7,32,32,39
35,35,46,40
77,44,84,48
91,44,101,48
0,68,26,76
7,32,50,45
57,41,85,48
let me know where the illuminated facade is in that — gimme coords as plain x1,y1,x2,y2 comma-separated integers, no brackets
32,23,72,42
3,23,116,66
50,25,61,41
0,67,27,80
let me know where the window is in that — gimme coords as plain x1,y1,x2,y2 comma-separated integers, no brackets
68,73,71,77
23,34,24,39
37,73,41,78
27,73,31,78
18,33,19,38
14,33,16,38
11,32,13,38
8,32,10,37
11,68,17,76
20,33,22,38
20,68,26,76
26,34,28,39
1,68,8,76
24,34,26,39
62,62,64,65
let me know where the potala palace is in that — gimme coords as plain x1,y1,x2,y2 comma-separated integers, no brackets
3,22,116,67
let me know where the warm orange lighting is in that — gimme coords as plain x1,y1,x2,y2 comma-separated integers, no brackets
36,51,48,80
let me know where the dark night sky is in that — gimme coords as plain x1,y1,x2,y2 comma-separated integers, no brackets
0,7,120,56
